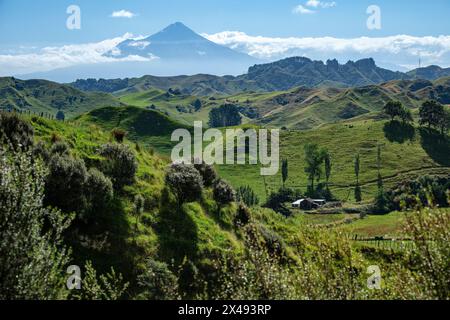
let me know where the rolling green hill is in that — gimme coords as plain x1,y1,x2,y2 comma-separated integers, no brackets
18,114,243,295
71,74,263,97
0,77,122,118
2,100,449,300
77,105,450,203
117,77,450,130
217,119,450,203
77,105,190,155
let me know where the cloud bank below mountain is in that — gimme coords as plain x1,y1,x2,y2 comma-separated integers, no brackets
0,33,155,76
1,29,450,78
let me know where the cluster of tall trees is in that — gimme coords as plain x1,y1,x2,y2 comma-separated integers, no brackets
303,143,332,195
383,101,413,123
383,100,449,134
208,104,242,128
419,100,450,134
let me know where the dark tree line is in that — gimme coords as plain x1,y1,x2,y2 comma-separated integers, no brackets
383,100,449,134
208,104,242,128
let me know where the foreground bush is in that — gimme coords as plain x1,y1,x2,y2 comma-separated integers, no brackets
194,161,217,187
213,179,236,205
0,111,34,149
237,185,259,207
0,147,72,299
99,143,138,191
45,153,88,216
72,261,129,300
136,259,180,300
399,207,450,299
85,168,114,220
165,163,204,205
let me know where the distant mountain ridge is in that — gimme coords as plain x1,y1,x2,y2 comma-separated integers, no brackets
238,57,408,90
70,57,450,96
407,65,450,80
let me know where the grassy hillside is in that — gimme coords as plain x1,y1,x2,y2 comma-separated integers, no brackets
218,119,449,202
3,110,449,300
0,77,121,118
23,114,242,287
77,105,190,155
77,104,450,204
118,77,450,130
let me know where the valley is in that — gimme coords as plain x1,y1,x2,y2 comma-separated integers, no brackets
1,55,449,302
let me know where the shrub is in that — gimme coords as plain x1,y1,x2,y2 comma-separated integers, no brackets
388,175,449,210
111,128,127,143
402,207,450,299
372,188,390,214
213,179,236,205
235,203,251,226
237,185,259,206
258,225,286,258
165,163,204,205
137,259,180,300
0,111,34,150
0,147,72,299
50,140,71,156
194,161,217,187
178,259,205,299
264,187,302,216
55,110,65,121
72,261,129,300
85,168,114,220
45,154,88,215
192,99,202,111
32,141,50,162
50,132,61,144
99,143,138,191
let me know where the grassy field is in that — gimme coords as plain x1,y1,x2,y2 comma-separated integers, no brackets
217,119,450,203
340,211,407,238
77,104,450,205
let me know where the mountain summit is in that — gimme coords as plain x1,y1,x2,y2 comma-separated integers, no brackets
24,22,260,81
108,22,258,62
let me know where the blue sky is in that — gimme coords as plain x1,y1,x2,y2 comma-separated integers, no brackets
1,0,449,46
1,0,450,77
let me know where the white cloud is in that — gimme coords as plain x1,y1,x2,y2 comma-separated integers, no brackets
127,41,151,49
306,0,336,8
293,5,315,15
0,34,157,76
111,10,137,18
203,31,450,70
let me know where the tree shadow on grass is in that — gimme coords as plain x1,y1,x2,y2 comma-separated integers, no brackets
383,121,416,144
67,197,135,278
419,128,450,166
155,191,199,266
